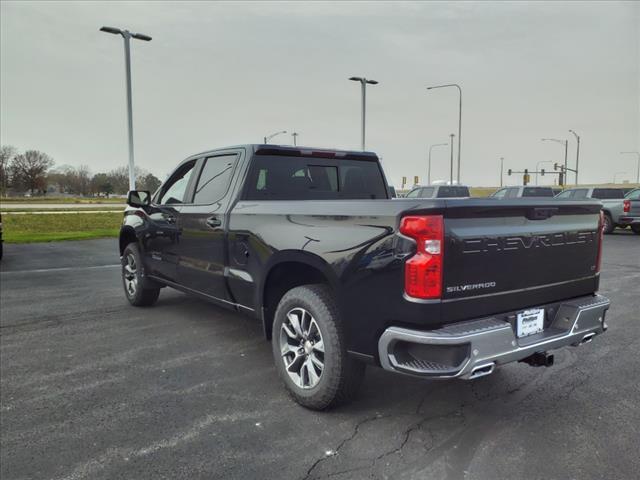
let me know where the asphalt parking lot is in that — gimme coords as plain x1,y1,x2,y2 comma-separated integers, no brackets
1,232,639,480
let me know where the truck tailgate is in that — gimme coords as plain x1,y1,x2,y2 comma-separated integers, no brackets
440,199,602,322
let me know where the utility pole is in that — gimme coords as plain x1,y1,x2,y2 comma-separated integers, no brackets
349,77,378,150
500,157,504,187
100,26,152,191
449,133,455,184
542,138,568,185
427,84,462,183
569,130,580,184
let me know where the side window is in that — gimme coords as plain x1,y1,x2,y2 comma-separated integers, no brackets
421,187,435,197
192,154,238,204
491,188,507,198
572,189,588,199
157,161,197,205
626,189,640,200
506,188,519,198
405,188,420,198
556,190,574,199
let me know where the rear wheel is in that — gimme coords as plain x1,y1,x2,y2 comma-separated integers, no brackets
122,243,160,306
631,224,640,235
272,284,365,410
602,213,615,234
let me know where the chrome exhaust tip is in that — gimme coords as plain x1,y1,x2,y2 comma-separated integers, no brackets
580,332,596,345
469,363,495,379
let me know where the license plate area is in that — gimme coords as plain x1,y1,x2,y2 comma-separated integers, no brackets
516,308,545,338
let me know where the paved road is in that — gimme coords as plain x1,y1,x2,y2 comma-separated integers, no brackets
1,234,639,480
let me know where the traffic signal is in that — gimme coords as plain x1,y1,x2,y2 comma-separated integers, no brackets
402,176,407,188
507,169,512,176
558,171,564,186
523,169,530,185
541,168,545,176
414,176,419,185
554,163,559,171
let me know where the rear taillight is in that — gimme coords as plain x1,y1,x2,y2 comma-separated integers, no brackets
399,215,444,299
596,211,604,273
623,199,630,213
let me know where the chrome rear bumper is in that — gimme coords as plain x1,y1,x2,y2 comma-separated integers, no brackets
378,294,610,379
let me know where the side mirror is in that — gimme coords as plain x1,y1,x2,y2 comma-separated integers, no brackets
127,190,151,207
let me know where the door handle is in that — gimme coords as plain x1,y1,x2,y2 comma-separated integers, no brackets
206,217,222,228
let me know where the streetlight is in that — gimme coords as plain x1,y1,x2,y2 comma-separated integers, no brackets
428,143,448,185
100,26,152,191
449,133,455,184
291,132,299,146
613,172,627,184
535,160,552,185
620,151,640,183
263,130,287,144
542,138,568,184
569,130,580,184
349,77,378,151
427,84,462,183
500,157,504,187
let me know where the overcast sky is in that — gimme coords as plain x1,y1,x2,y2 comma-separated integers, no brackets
1,1,638,187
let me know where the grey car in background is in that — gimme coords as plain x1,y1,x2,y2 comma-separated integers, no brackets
490,186,555,198
404,185,470,198
556,187,639,234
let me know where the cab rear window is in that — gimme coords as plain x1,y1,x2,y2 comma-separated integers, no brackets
244,155,388,200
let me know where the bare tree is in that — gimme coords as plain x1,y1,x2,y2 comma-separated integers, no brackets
0,145,17,196
137,172,161,193
9,150,54,195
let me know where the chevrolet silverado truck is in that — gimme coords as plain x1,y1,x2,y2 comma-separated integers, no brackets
556,187,638,233
119,145,610,410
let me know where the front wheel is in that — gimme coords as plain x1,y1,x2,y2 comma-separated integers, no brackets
122,243,160,307
272,284,365,410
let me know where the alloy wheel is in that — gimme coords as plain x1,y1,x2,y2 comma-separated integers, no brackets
123,253,138,297
279,307,325,389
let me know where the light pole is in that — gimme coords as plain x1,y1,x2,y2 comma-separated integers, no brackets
620,151,640,183
349,77,378,150
535,160,552,185
427,84,462,183
291,132,299,146
500,157,504,187
263,130,287,144
613,172,627,184
100,26,152,191
569,129,580,184
428,143,448,185
542,138,568,184
449,133,455,184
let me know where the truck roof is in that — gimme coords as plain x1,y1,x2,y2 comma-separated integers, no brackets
187,144,380,162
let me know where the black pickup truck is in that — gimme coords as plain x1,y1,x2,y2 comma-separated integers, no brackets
119,145,610,409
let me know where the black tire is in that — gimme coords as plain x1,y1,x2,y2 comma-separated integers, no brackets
631,224,640,235
122,243,160,307
272,284,365,410
602,213,615,234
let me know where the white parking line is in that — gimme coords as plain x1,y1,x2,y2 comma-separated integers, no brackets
1,264,121,274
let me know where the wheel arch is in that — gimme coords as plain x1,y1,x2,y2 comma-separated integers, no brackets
119,226,138,256
259,251,340,340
